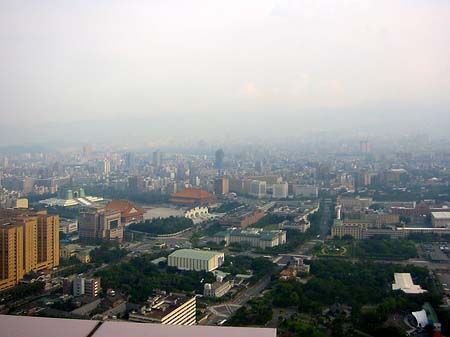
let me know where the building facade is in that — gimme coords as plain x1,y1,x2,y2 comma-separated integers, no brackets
0,209,59,290
168,249,224,272
79,207,123,242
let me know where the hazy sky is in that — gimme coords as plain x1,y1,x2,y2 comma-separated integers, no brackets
1,0,450,145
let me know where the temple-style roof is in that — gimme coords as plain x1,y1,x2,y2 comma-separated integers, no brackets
170,188,216,205
105,200,145,217
172,188,215,200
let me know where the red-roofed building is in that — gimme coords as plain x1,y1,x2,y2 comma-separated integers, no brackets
105,200,145,226
170,188,216,206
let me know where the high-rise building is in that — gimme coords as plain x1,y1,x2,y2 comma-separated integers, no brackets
360,140,371,154
0,209,59,291
214,176,229,195
250,180,267,198
125,152,136,174
152,150,164,168
272,182,288,199
79,207,123,242
214,149,224,169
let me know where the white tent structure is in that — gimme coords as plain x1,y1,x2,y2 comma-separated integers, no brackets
412,309,429,328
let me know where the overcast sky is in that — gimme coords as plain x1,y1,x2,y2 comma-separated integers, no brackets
0,0,449,145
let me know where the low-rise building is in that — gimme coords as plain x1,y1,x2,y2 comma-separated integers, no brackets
168,249,224,272
213,228,286,249
431,212,450,228
204,281,232,298
129,293,197,325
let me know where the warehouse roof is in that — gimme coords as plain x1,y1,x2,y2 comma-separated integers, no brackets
169,249,223,260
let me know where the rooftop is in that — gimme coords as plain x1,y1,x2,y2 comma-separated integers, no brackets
392,273,426,294
431,212,450,219
169,249,223,260
0,315,276,337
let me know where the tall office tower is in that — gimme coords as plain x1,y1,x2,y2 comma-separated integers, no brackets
101,159,111,175
82,145,92,158
214,149,224,169
128,176,139,192
2,156,9,169
360,140,371,154
152,150,164,168
0,209,59,291
125,152,136,174
79,207,123,242
214,176,229,195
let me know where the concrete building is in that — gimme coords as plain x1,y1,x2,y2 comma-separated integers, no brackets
292,185,318,198
219,208,266,228
105,200,145,226
59,220,78,234
213,228,287,249
204,281,232,298
272,182,288,199
214,176,229,195
79,207,123,242
250,180,266,198
168,249,224,272
71,276,101,297
0,209,59,290
431,212,450,228
170,188,216,206
129,294,197,325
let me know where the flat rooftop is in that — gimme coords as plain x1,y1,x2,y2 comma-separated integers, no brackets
431,212,450,219
169,249,223,260
0,315,276,337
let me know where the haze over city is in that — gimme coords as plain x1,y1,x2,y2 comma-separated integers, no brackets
1,0,450,146
2,2,450,337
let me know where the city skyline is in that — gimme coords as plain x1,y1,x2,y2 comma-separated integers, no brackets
1,0,450,145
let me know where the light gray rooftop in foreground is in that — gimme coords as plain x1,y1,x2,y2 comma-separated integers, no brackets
0,315,276,337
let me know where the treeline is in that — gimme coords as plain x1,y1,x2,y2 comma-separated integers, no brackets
355,239,417,260
95,254,215,302
221,255,275,281
89,243,128,264
0,281,45,303
212,202,243,213
129,216,193,235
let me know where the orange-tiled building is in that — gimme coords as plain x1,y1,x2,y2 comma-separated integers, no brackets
170,188,216,206
105,200,145,225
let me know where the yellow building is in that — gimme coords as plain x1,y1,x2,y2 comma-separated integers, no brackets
0,209,59,291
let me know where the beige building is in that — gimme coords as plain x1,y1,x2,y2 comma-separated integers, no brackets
0,209,59,291
168,249,224,272
79,207,123,242
213,228,287,249
204,281,232,298
431,212,450,228
129,294,197,325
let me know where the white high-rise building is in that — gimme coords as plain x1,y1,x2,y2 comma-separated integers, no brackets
272,182,288,199
250,180,267,198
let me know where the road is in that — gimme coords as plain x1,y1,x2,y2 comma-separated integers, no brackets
202,275,272,326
